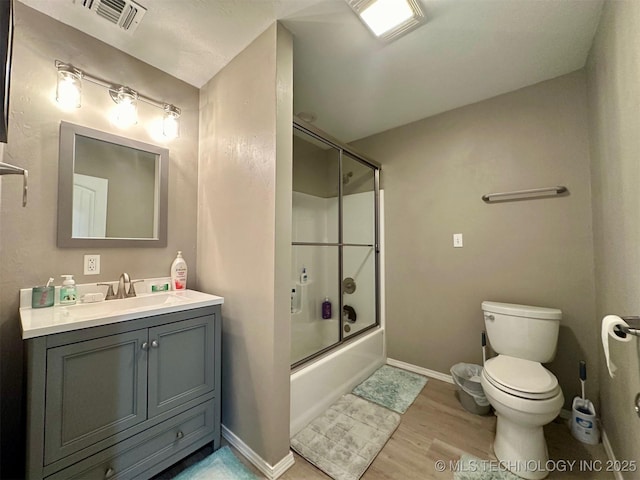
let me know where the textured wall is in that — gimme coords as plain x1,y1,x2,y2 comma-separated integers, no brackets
586,0,640,470
352,72,597,410
197,23,293,467
0,4,199,477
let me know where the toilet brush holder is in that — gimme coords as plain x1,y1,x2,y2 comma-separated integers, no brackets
570,397,600,445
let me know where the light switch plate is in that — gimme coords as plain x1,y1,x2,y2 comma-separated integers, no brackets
453,233,463,248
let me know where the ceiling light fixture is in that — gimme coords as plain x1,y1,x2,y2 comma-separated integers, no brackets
346,0,425,42
54,60,181,139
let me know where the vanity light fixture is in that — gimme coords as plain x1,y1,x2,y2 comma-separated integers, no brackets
346,0,426,42
110,86,138,128
162,104,181,139
54,60,181,139
56,64,83,109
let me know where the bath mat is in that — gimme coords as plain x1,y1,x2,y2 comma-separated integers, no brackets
453,454,520,480
291,393,400,480
352,364,427,413
171,446,259,480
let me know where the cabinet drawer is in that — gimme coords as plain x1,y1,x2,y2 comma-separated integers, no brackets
46,401,215,480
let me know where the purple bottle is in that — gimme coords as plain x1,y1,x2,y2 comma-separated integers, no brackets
322,297,332,319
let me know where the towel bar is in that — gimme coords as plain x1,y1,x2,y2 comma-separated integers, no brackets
0,161,28,207
482,185,567,203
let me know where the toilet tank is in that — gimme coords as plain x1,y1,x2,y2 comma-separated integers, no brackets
482,301,561,363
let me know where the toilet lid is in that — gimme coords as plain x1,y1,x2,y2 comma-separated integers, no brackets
484,355,559,399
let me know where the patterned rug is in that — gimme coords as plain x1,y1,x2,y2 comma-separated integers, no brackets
352,365,427,413
453,454,521,480
171,446,259,480
291,393,401,480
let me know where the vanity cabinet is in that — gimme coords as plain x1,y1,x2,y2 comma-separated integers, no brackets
25,305,221,480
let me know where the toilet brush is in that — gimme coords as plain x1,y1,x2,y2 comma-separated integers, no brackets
579,360,586,404
570,360,600,444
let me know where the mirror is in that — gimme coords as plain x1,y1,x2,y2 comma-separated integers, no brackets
57,121,168,247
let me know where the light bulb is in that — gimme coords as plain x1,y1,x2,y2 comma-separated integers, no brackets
112,87,138,128
162,104,180,139
56,66,82,109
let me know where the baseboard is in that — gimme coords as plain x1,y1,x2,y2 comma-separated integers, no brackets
559,408,572,420
602,429,624,480
221,424,295,479
386,358,454,384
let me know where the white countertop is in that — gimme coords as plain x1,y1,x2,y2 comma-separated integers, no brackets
20,289,224,339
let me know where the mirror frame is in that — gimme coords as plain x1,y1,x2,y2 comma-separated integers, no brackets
57,121,169,248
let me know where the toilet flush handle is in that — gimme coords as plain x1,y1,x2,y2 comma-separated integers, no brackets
484,314,495,321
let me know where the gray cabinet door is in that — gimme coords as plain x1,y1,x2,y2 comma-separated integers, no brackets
44,329,148,465
147,315,215,418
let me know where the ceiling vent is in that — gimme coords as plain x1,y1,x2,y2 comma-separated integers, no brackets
77,0,147,33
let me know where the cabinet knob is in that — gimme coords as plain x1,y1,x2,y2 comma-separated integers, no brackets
151,340,159,348
105,467,115,479
176,430,184,440
141,342,149,351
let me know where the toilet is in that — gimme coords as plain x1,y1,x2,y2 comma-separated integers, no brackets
480,301,564,480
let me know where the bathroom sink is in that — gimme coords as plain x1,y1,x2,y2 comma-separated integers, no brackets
63,292,189,318
20,289,224,339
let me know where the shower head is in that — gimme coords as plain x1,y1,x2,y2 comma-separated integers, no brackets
343,171,353,185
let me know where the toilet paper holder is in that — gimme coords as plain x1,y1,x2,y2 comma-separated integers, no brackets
614,316,640,338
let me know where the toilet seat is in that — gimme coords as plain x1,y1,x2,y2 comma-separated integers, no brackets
484,355,560,400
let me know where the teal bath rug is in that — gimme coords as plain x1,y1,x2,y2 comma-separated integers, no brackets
171,446,258,480
453,454,521,480
291,393,401,480
352,364,427,413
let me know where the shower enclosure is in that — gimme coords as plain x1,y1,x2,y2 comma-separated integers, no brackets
291,119,380,368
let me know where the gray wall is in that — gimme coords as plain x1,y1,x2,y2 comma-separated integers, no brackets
0,5,199,477
586,0,640,471
197,23,293,467
352,71,597,409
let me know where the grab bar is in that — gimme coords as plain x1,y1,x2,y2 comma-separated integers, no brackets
0,161,28,207
482,186,567,203
613,316,640,338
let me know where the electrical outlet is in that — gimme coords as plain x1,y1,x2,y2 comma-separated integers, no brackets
84,254,100,275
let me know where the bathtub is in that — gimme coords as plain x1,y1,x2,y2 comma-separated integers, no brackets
290,326,385,436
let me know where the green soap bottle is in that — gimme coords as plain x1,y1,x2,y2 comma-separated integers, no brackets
60,275,77,305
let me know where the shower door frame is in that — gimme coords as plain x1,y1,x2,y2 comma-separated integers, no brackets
291,119,381,369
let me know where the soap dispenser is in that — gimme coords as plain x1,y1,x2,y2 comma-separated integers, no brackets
60,275,77,305
300,266,309,284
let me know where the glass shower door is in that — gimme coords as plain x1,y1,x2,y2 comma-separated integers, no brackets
342,153,378,338
291,128,340,365
291,122,380,367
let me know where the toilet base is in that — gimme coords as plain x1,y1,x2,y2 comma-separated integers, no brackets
494,415,550,480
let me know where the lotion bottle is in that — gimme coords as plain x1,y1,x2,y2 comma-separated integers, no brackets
171,251,188,290
60,275,77,305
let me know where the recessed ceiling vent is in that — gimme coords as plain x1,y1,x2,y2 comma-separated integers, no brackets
77,0,147,33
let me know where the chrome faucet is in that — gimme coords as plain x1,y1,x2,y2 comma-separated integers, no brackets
98,273,143,300
116,272,131,299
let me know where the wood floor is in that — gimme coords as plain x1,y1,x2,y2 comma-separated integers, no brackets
159,378,612,479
